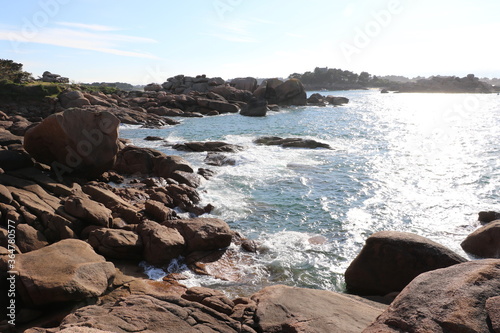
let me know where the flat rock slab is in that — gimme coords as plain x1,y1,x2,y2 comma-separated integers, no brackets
252,285,386,333
45,294,249,333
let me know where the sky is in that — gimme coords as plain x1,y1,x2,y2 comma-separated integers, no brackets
1,0,499,84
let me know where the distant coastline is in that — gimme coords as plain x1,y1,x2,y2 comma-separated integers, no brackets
291,67,500,93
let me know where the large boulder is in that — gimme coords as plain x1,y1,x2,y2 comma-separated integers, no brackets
230,77,258,92
253,79,281,102
88,228,142,260
345,231,467,296
209,85,254,103
274,79,307,106
240,99,268,117
163,218,232,252
252,285,387,333
207,100,240,113
24,108,120,177
59,90,90,108
364,259,500,333
13,239,115,306
137,221,185,265
461,220,500,258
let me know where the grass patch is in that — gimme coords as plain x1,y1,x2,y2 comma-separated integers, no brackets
0,81,65,102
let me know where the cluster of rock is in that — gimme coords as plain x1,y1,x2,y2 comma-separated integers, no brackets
41,71,69,84
6,73,498,331
307,93,349,106
2,72,350,126
0,105,261,331
386,74,495,93
342,216,500,332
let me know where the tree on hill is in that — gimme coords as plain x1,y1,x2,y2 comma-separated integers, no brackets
0,59,33,83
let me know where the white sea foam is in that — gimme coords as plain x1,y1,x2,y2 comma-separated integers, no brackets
122,91,500,293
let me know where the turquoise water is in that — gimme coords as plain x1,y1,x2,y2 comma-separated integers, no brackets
121,90,500,295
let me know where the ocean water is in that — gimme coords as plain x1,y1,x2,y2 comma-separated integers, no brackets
121,90,500,296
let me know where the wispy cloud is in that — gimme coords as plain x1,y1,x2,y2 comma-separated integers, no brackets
0,24,159,59
207,19,260,43
56,21,120,32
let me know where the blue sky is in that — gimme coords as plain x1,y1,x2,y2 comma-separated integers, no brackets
1,0,499,84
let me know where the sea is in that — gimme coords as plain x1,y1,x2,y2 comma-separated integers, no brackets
120,89,500,297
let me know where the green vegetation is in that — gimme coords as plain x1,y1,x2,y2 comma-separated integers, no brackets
79,84,121,95
0,80,65,102
81,82,142,92
0,59,34,84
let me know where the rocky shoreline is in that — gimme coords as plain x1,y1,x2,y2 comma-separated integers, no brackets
0,77,499,332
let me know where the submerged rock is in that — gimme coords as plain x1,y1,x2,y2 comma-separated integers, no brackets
172,141,243,153
325,95,349,105
204,152,237,166
254,136,331,149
